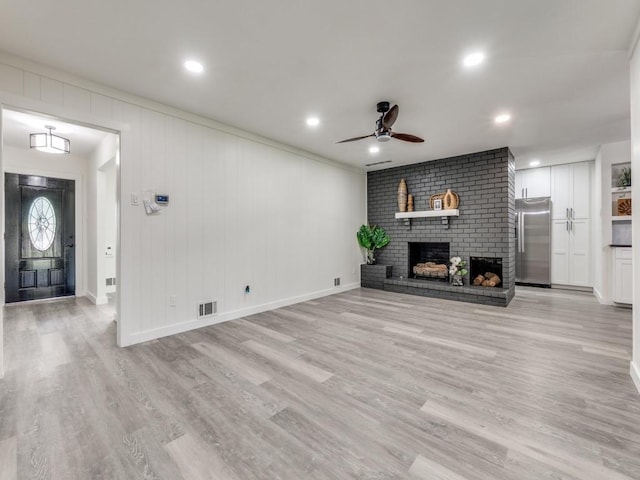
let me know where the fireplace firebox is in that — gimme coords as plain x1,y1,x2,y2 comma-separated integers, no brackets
408,242,450,281
470,257,503,288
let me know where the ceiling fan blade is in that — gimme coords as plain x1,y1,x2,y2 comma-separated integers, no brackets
336,133,375,143
391,132,425,143
382,104,399,129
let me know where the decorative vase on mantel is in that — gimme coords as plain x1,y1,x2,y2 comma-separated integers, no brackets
443,188,459,210
451,274,464,286
397,179,408,212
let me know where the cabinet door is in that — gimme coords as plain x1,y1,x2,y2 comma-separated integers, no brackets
614,259,633,304
551,219,570,284
570,162,591,219
524,167,551,198
515,171,524,199
569,218,591,286
551,164,571,219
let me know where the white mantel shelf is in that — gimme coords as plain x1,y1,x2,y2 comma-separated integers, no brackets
395,209,459,219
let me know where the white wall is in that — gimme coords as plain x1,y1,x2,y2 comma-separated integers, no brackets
87,134,118,304
2,145,89,297
0,53,367,349
593,140,632,304
630,24,640,394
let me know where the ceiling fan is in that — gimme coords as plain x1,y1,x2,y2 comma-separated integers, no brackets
337,101,425,144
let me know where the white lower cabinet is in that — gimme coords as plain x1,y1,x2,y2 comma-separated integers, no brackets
551,218,591,287
613,247,633,304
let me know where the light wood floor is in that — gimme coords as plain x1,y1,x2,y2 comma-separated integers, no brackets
0,287,638,479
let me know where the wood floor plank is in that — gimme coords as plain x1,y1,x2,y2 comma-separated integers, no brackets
0,436,17,480
191,341,273,385
0,287,637,479
242,339,334,383
164,433,238,480
409,454,469,480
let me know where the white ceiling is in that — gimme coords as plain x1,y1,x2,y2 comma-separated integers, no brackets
0,0,638,170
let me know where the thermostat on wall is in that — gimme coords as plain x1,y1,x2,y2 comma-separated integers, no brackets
155,194,169,204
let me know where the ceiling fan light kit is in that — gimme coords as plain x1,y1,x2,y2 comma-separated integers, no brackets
337,101,425,145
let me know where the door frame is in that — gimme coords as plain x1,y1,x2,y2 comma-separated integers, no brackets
0,92,125,377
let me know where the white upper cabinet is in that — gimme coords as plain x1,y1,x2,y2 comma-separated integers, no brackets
515,167,550,199
551,162,590,220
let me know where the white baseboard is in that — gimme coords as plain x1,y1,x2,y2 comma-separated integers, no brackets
592,287,613,305
119,282,360,347
85,291,108,305
631,361,640,396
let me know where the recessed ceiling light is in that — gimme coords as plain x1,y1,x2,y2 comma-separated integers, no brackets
306,117,320,127
369,146,380,154
463,52,485,67
494,113,511,124
184,60,204,73
529,160,540,167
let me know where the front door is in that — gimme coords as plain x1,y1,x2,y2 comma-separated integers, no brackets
5,173,75,303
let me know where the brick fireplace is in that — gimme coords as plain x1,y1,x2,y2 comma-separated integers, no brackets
365,147,516,307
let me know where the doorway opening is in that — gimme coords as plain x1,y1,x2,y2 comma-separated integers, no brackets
2,107,120,312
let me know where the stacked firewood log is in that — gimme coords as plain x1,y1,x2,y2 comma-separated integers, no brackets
472,272,502,287
413,262,448,278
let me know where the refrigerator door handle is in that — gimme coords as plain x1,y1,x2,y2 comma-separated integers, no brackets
520,212,525,253
566,207,569,219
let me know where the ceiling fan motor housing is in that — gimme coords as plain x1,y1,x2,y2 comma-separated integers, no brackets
376,101,390,113
376,131,391,142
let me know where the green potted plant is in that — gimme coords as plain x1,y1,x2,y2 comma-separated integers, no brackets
357,224,390,265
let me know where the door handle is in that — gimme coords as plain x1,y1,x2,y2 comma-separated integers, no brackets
566,220,569,232
566,208,569,219
66,243,74,248
571,207,574,219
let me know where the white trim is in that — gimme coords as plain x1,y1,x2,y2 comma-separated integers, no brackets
85,291,108,305
630,14,640,58
631,361,640,395
592,286,613,305
120,282,360,347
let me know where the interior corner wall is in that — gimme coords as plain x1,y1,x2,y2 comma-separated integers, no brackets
594,140,632,305
630,30,640,394
87,134,118,304
0,56,367,347
2,145,88,298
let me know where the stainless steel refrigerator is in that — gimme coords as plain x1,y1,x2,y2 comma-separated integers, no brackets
515,197,551,286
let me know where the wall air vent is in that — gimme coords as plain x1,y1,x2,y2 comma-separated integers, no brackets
365,160,392,167
198,301,217,318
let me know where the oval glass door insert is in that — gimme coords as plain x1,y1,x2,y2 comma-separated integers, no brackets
28,196,56,251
